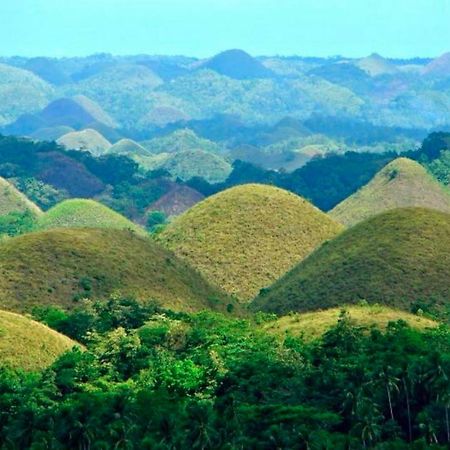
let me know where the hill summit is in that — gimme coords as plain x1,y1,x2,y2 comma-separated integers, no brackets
159,184,343,301
0,177,42,216
330,157,450,226
251,207,450,315
57,128,112,156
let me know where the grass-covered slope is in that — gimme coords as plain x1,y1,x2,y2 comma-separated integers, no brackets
0,177,42,216
0,228,231,313
108,138,150,157
37,199,145,235
0,310,78,370
263,305,438,341
57,129,112,156
330,158,450,226
159,184,343,301
252,208,450,315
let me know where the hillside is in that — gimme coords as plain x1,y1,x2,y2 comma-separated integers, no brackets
108,138,151,157
251,208,450,315
330,157,450,226
147,184,205,217
0,177,42,216
57,129,112,156
37,199,146,235
201,49,274,79
355,53,398,76
263,305,438,340
159,184,343,301
0,310,78,370
0,228,232,313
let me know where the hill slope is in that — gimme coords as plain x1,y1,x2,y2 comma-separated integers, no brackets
251,208,450,315
0,228,231,313
37,199,145,235
0,310,78,370
57,129,112,156
159,184,343,301
330,158,450,226
108,138,151,157
0,177,42,216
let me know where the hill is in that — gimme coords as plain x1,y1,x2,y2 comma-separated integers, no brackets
0,310,78,370
30,125,75,141
0,228,232,313
251,208,450,315
108,138,151,157
72,95,117,128
147,184,205,217
0,177,42,216
329,158,450,226
263,305,438,341
159,184,343,301
201,49,274,80
423,52,450,77
0,63,54,126
37,199,145,235
57,129,112,156
355,53,398,76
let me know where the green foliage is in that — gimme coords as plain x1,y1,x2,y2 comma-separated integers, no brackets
0,209,37,237
12,177,68,209
146,209,167,232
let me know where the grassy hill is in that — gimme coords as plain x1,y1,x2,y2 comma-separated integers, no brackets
159,184,343,301
330,157,450,226
251,207,450,315
37,199,146,235
57,129,112,156
263,305,438,341
0,309,78,370
355,53,398,76
0,228,232,313
108,138,151,157
0,177,42,216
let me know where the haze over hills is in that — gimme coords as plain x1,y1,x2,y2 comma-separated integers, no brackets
159,184,343,301
0,227,231,313
252,207,450,316
330,157,450,226
57,128,112,155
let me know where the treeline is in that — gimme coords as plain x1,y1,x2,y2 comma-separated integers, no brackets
0,298,449,448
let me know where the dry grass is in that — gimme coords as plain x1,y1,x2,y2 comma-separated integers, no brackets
0,310,79,370
0,177,42,216
57,129,112,156
159,184,343,301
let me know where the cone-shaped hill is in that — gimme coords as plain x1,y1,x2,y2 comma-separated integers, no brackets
158,184,344,301
57,129,111,156
251,208,450,315
0,228,232,313
0,177,42,216
37,199,146,235
108,138,151,157
0,310,79,371
330,158,450,226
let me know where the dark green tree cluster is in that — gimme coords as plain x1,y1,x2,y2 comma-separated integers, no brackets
0,299,448,449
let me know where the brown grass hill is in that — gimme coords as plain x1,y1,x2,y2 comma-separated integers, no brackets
0,177,42,216
0,228,233,314
0,310,79,371
108,139,152,157
36,199,146,235
158,184,343,301
251,208,450,316
330,158,450,226
147,184,205,218
57,129,112,156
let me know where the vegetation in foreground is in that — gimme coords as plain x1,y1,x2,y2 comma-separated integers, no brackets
252,207,450,316
1,297,449,448
159,183,343,301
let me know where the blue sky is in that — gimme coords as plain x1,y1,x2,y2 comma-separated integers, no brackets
2,0,449,58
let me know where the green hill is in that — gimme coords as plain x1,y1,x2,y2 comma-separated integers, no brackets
0,228,232,313
0,310,79,370
330,158,450,226
159,184,343,301
0,177,42,216
251,207,450,315
37,199,145,235
263,305,438,341
57,129,112,156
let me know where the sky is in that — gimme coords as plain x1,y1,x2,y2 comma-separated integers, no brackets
2,0,450,58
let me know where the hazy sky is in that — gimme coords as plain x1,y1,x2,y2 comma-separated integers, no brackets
2,0,449,58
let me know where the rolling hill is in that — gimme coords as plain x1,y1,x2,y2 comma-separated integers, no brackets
263,305,438,341
37,199,145,235
0,310,78,370
159,184,343,301
57,129,112,156
251,207,450,315
108,138,151,157
0,177,42,216
0,228,232,313
330,157,450,226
